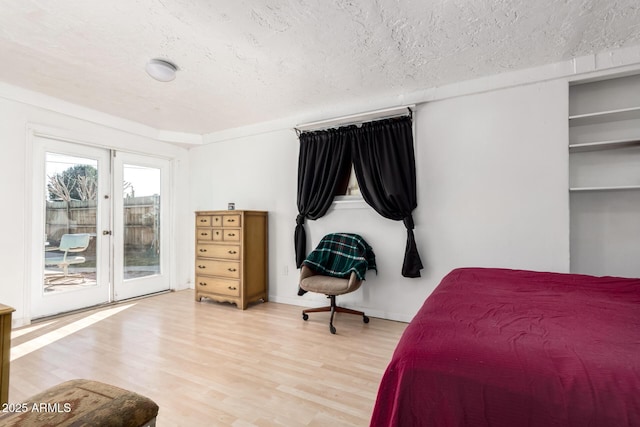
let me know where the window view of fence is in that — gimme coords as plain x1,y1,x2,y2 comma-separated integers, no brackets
45,196,160,282
122,194,161,278
122,163,161,280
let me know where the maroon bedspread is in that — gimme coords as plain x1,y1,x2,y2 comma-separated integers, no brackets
370,268,640,427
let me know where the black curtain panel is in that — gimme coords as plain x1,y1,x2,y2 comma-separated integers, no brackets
295,129,351,268
350,116,424,277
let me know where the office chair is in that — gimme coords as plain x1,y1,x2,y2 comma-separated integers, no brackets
299,233,376,334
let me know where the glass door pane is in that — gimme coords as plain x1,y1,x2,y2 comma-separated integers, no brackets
44,153,98,292
123,164,161,279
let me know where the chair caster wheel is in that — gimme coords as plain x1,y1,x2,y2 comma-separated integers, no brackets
302,313,308,321
363,315,370,324
330,325,336,334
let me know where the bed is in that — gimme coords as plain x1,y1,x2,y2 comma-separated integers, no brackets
370,267,640,426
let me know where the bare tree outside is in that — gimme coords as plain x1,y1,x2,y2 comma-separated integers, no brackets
47,173,74,202
47,165,134,201
47,164,98,202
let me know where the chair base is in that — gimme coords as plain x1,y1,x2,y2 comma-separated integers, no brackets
302,295,369,334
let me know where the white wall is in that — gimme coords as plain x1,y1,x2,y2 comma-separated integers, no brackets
418,80,570,282
188,78,571,322
0,90,191,326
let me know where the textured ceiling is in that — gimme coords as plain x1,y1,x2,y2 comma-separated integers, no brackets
0,0,639,135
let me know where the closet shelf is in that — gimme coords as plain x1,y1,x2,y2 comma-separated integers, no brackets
569,106,640,127
568,138,640,152
569,185,640,192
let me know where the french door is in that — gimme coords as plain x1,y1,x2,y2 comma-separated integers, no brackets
31,138,170,319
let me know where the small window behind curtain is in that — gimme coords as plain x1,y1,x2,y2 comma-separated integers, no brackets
335,165,361,196
346,165,361,195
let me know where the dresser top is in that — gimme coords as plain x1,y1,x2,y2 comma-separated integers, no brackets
195,210,267,215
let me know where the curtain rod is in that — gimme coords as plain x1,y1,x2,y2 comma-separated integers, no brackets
294,105,415,135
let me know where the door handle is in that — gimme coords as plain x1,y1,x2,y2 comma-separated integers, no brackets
102,230,112,235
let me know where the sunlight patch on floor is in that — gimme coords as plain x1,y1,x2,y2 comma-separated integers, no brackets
11,321,57,339
10,303,136,362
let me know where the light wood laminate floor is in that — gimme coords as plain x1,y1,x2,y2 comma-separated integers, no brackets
9,290,407,426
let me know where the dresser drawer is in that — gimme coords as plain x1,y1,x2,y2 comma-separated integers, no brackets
196,215,211,227
196,229,212,240
211,229,223,241
223,214,241,227
195,259,240,279
196,243,240,260
223,229,241,242
196,276,240,297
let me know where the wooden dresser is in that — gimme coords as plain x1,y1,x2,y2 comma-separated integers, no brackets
195,210,268,309
0,304,14,406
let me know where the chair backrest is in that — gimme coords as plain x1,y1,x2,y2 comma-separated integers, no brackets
58,234,91,252
303,233,376,280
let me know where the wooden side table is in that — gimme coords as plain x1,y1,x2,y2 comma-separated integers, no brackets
0,304,14,406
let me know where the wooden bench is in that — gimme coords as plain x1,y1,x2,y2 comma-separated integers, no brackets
0,379,158,426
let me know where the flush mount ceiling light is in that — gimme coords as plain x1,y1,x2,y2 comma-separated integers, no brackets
145,58,178,82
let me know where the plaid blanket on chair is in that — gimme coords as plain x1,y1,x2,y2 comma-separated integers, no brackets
302,233,377,280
